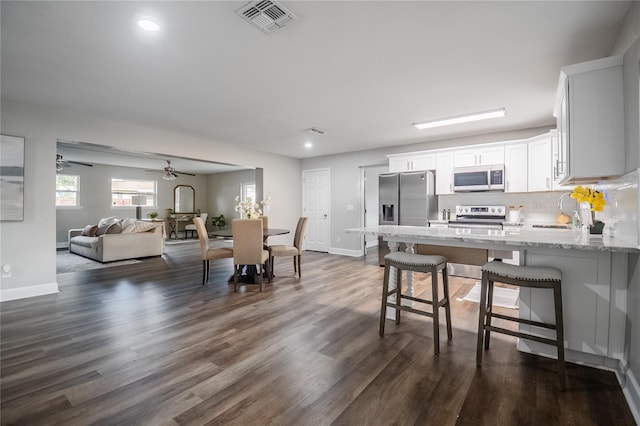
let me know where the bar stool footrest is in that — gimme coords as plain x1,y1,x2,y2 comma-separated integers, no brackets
488,312,557,331
485,325,560,347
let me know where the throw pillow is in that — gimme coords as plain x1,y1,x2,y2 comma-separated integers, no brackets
105,221,123,234
96,217,118,236
81,224,98,237
121,220,157,234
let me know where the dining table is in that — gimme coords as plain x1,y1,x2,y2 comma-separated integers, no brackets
209,227,290,283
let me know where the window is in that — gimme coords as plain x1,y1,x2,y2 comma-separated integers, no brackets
238,182,256,218
111,178,156,207
56,174,79,207
242,182,256,202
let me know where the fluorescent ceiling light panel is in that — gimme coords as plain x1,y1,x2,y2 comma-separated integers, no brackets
413,108,506,130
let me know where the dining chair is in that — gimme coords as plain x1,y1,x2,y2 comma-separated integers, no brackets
185,212,208,239
194,217,233,286
268,216,308,279
232,219,271,292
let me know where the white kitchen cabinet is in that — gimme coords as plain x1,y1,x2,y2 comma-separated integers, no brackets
388,152,436,172
504,141,528,193
527,134,553,192
551,129,572,191
553,55,625,184
453,145,504,167
435,151,454,194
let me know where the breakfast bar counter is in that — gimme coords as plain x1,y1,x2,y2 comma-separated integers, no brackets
347,225,639,373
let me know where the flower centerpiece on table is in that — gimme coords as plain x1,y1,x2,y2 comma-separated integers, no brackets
234,194,271,219
570,185,606,234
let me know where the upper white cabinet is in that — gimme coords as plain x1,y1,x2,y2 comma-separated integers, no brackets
453,145,504,167
388,152,436,172
527,133,553,192
435,151,454,194
553,55,625,184
504,141,528,193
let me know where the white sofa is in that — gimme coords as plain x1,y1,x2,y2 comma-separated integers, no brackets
68,225,164,262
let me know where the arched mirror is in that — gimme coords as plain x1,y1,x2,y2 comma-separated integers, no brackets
174,185,195,213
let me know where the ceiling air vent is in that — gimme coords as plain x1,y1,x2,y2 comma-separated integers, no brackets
236,1,297,34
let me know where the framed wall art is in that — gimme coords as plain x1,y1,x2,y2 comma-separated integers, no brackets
1,135,25,221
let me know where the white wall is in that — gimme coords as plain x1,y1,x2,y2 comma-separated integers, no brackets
0,101,301,300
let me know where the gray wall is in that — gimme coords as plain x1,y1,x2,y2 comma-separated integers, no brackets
611,1,640,412
0,101,300,296
206,169,258,227
55,163,208,244
300,126,553,253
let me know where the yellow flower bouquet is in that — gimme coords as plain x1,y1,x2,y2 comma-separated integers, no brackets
570,186,606,234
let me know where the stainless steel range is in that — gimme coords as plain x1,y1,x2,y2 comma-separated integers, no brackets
443,205,514,279
448,205,506,230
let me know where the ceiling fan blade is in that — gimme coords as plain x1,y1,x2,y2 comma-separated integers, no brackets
174,170,196,176
67,160,93,167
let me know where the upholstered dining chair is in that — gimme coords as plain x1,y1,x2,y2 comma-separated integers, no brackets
194,217,233,286
268,216,308,279
185,212,208,239
232,219,271,292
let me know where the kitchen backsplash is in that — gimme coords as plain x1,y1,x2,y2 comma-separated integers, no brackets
438,169,639,244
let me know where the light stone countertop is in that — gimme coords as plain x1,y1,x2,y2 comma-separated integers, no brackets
346,225,640,253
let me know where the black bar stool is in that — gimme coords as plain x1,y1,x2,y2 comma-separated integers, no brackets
380,251,452,355
476,260,565,390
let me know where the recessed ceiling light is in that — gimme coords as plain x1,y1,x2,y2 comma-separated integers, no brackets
138,19,160,32
304,142,313,149
413,108,506,130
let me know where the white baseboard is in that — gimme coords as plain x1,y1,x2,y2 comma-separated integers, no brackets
621,366,640,425
365,240,378,248
0,282,59,302
56,242,68,249
329,247,363,257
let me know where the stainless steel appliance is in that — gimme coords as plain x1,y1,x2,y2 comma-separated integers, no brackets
447,204,514,278
378,170,437,264
448,205,506,229
453,164,505,192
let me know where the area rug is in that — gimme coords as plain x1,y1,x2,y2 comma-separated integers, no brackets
56,251,141,274
460,282,519,309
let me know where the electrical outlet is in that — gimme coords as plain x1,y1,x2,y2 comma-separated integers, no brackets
2,264,12,278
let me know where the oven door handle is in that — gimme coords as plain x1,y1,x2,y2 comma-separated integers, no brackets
448,223,503,230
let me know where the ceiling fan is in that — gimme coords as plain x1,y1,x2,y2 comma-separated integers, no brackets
146,160,196,181
56,154,93,171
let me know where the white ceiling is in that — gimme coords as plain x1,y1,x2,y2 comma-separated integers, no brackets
1,1,631,161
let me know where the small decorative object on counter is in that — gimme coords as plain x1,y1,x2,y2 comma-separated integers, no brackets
446,209,451,220
571,211,581,229
148,211,158,219
570,186,606,234
508,205,523,222
442,209,447,221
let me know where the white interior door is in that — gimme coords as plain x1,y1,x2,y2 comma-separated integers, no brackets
302,168,330,252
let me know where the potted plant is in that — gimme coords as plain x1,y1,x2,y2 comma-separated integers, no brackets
148,211,158,219
211,214,226,229
166,208,176,218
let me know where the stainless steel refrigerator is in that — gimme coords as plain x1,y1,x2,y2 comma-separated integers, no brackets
378,170,437,265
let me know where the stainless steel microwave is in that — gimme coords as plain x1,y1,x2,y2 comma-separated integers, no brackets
453,164,505,192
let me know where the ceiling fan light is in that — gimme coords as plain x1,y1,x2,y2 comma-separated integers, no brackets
56,164,64,172
162,173,176,181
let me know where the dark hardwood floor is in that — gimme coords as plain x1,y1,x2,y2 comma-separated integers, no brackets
1,243,635,425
